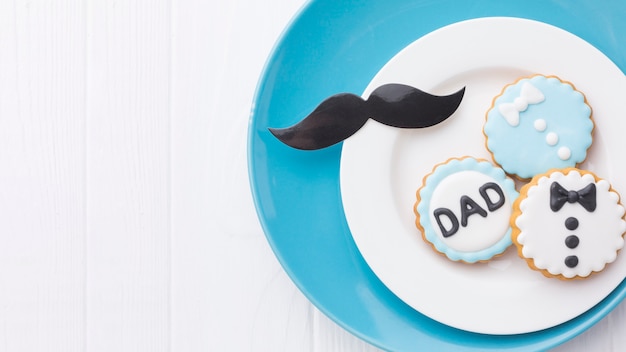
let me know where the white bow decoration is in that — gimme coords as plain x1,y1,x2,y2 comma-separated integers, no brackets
498,82,545,126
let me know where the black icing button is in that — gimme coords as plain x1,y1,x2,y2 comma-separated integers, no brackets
565,235,580,249
565,255,579,268
565,217,579,230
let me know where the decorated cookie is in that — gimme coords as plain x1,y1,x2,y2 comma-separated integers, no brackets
415,157,518,263
483,75,593,179
512,168,626,280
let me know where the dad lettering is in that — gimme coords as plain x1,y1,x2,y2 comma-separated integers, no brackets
433,182,505,238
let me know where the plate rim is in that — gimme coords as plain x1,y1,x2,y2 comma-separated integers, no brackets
248,0,626,350
340,16,626,335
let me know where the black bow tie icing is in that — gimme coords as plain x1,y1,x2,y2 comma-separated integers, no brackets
550,182,597,212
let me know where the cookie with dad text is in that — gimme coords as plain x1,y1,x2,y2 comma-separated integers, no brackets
415,157,518,263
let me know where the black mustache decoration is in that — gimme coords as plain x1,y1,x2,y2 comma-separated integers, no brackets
268,83,466,150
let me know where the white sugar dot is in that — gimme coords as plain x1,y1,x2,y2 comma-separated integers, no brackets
546,132,558,146
534,119,547,131
558,147,571,160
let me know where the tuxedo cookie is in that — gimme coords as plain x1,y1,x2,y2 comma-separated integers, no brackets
512,168,626,279
484,75,593,179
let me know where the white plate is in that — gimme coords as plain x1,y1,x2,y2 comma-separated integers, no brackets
340,17,626,335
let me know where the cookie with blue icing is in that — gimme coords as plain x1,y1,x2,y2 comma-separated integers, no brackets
484,75,593,179
415,157,518,263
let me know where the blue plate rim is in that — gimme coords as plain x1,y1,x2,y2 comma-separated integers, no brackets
247,1,626,350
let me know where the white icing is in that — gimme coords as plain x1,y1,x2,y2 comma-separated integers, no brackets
534,118,547,131
498,82,545,126
428,170,512,252
546,132,559,145
515,170,626,278
513,97,527,110
558,147,571,160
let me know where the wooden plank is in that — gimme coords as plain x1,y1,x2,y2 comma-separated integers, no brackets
0,0,86,351
169,1,319,351
85,0,171,350
312,310,382,352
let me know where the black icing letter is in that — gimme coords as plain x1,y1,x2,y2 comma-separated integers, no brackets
460,196,488,227
433,208,459,238
479,182,505,212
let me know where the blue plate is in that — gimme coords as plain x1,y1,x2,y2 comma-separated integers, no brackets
248,0,626,350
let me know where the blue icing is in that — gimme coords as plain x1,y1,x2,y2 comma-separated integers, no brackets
416,157,518,263
484,75,593,179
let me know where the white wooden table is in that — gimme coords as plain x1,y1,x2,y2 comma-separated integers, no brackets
0,0,624,351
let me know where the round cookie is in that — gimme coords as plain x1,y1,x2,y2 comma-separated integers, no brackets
512,168,626,280
484,75,593,179
415,157,518,263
